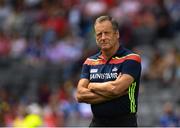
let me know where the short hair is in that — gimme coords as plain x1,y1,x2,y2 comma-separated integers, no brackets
94,15,119,31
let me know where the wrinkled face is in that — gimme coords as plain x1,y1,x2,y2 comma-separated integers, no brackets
94,20,119,51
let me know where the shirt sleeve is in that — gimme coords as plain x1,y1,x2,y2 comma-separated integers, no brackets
121,60,141,80
80,63,90,79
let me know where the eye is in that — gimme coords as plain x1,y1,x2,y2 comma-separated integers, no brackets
96,32,102,37
104,32,110,35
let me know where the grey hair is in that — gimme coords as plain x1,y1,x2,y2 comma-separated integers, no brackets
94,15,119,31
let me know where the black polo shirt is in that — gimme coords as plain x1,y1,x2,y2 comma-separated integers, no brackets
80,45,141,118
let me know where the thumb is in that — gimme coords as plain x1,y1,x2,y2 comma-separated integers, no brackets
117,73,122,79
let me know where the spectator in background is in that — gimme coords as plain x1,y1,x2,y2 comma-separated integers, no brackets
13,103,26,127
160,102,179,127
0,31,11,57
23,103,43,127
0,0,12,31
10,32,27,60
43,90,64,126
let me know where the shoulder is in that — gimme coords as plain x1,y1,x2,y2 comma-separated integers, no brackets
83,52,101,65
118,47,141,63
88,52,100,59
125,49,141,63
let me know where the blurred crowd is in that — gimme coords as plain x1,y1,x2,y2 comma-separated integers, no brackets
0,0,180,127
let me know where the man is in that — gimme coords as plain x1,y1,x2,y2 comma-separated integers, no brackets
76,15,141,127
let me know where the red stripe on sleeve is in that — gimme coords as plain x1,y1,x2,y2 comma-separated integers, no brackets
109,54,141,64
84,59,106,65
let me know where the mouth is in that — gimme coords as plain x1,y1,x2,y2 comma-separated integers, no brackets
99,40,109,45
100,42,108,45
97,40,110,48
99,43,107,47
99,43,110,50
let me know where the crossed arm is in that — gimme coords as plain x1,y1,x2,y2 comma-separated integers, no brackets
76,74,134,104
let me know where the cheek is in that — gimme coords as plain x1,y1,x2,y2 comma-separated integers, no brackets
96,36,101,41
96,39,100,46
96,38,102,44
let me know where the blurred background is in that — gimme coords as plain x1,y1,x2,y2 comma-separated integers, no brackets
0,0,180,127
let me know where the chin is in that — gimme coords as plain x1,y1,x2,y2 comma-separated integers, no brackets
101,46,110,51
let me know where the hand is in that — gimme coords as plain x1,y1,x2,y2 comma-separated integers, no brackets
88,83,95,90
88,82,109,91
117,73,122,79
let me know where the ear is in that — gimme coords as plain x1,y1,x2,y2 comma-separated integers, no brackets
116,31,120,39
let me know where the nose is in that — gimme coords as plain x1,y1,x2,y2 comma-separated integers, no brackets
101,33,106,40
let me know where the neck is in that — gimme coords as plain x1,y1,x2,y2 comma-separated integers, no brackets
101,43,120,60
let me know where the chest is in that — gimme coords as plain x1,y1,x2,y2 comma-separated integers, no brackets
89,63,122,82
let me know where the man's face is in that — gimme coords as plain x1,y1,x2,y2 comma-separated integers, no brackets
94,20,119,51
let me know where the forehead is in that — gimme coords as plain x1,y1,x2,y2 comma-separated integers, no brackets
94,20,113,32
